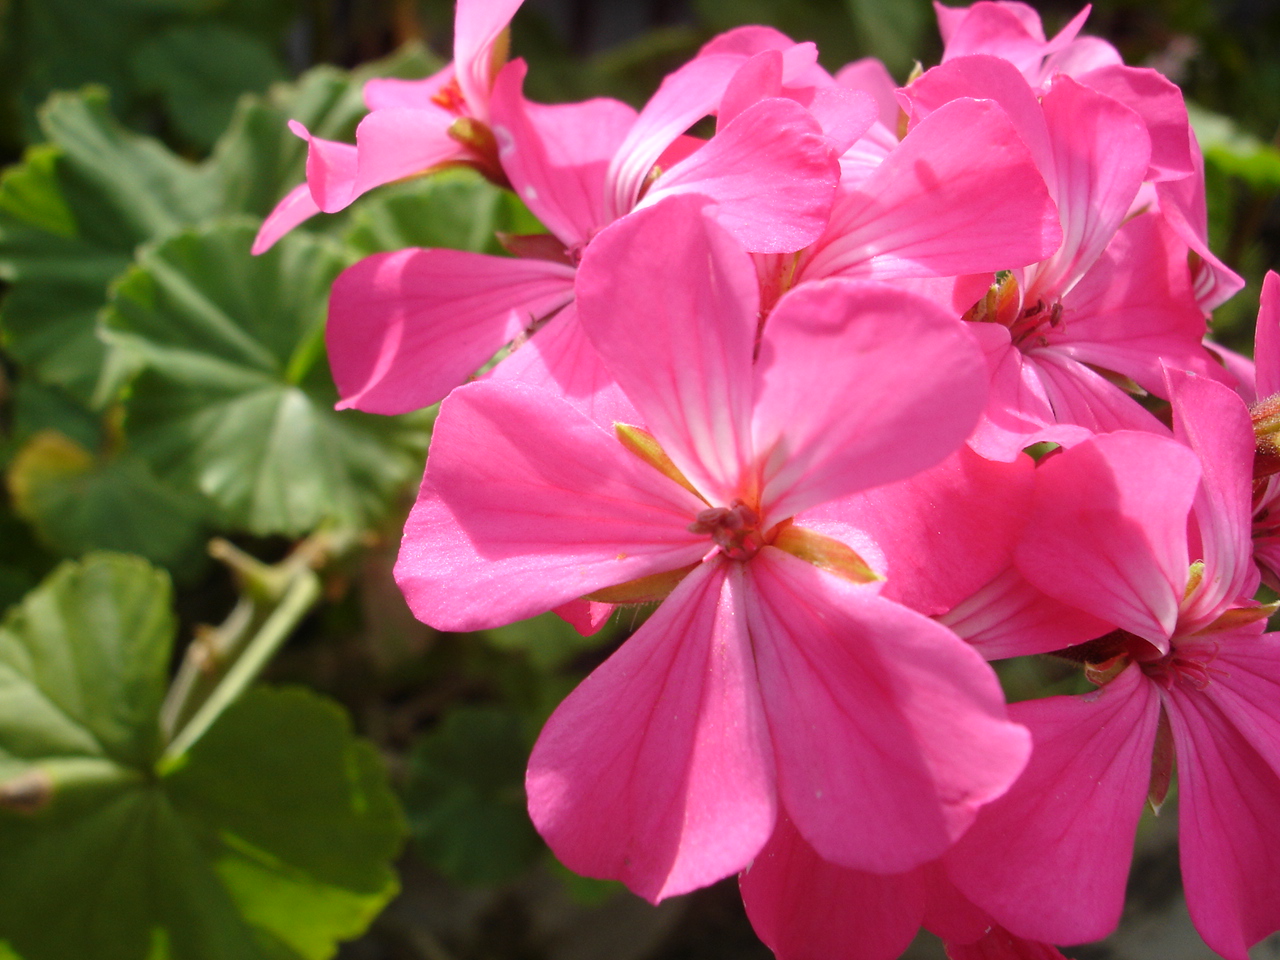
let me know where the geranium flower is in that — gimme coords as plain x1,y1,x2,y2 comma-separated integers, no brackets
394,195,1029,900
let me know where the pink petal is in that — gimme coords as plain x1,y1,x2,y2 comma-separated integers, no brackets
1078,64,1194,183
292,120,359,213
1255,270,1280,398
251,182,320,254
1023,350,1170,437
944,928,1071,960
753,279,988,521
835,58,902,129
1024,75,1150,300
1051,211,1213,394
363,64,455,110
552,598,613,636
1167,657,1280,960
326,248,575,414
920,862,995,944
352,105,465,199
394,381,709,631
1015,431,1200,648
647,97,841,254
717,50,785,128
941,565,1112,660
1040,35,1124,80
903,55,1053,176
798,97,1061,282
490,60,637,247
944,664,1162,944
527,560,776,901
1154,132,1245,313
1169,369,1260,626
805,446,1035,617
574,195,757,506
966,323,1092,463
739,814,926,960
938,2,1049,74
746,548,1030,873
487,301,641,430
604,54,744,220
453,0,524,118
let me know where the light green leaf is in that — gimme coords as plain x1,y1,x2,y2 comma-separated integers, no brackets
1188,101,1280,193
102,220,430,536
405,707,543,886
0,554,405,960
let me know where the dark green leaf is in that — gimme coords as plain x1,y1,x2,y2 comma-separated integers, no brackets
405,706,543,886
131,24,287,151
6,431,209,571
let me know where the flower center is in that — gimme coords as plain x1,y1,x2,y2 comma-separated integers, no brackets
1005,298,1064,348
688,499,765,561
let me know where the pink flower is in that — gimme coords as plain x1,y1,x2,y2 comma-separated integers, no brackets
251,0,524,253
740,811,1071,960
394,195,1029,900
944,402,1280,957
903,59,1221,457
323,55,844,418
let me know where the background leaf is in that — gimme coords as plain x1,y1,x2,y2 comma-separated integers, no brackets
404,706,543,886
103,220,430,536
0,554,405,960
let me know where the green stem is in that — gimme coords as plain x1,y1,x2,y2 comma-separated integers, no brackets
157,566,321,772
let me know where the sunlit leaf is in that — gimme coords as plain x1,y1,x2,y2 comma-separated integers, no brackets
1189,101,1280,193
102,220,430,536
0,553,405,960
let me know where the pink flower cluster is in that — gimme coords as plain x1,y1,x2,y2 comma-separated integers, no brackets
257,3,1280,958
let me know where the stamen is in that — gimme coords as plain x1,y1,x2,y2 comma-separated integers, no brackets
689,500,764,560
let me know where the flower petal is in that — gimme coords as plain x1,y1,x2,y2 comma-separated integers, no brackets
739,814,926,960
798,97,1061,282
1015,431,1199,648
1167,657,1280,960
944,665,1161,944
647,97,842,254
575,195,757,505
753,279,987,521
251,182,320,255
527,560,776,901
746,548,1030,873
395,381,708,631
490,60,637,247
326,248,575,414
1169,368,1259,626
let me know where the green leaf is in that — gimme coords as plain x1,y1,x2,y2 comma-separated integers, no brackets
843,0,930,76
1188,101,1280,193
405,706,543,886
6,431,209,572
0,88,217,401
0,554,405,960
131,24,287,151
102,220,430,536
